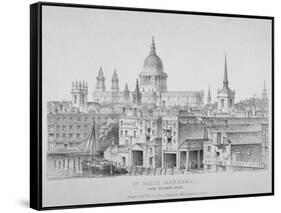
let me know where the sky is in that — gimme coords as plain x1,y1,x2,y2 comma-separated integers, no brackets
42,5,272,103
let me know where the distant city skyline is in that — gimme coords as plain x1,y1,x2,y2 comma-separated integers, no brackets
42,5,272,102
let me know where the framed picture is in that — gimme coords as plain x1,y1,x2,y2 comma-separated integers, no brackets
30,2,274,210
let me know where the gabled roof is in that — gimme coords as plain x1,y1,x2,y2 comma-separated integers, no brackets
129,143,146,151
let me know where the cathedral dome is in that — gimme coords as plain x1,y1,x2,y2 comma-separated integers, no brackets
143,54,163,72
142,37,164,73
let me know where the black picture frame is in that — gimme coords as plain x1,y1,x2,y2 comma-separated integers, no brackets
30,1,274,210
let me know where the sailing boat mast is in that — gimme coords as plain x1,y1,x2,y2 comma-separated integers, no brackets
84,119,96,156
91,120,96,156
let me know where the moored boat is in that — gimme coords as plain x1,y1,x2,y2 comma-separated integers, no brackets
81,121,128,176
81,158,127,175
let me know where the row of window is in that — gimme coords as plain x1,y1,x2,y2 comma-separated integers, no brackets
120,129,156,137
120,120,157,127
49,125,91,132
120,130,136,138
56,116,92,123
49,132,88,140
55,115,114,123
162,121,177,128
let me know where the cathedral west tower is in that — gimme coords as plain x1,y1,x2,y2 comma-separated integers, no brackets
111,69,119,91
96,66,106,91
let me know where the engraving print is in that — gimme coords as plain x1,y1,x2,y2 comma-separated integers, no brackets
47,36,269,178
42,6,272,205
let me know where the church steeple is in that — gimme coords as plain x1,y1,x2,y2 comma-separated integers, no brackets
135,79,140,93
124,83,129,92
223,53,229,89
207,85,211,104
150,36,156,55
98,66,104,78
111,69,119,91
123,83,130,101
133,79,142,105
217,54,235,113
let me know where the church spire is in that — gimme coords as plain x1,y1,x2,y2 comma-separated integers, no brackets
135,79,140,92
150,36,156,55
207,85,211,104
123,83,130,101
113,69,117,77
223,53,229,89
133,79,142,105
124,83,129,91
217,53,235,113
98,66,103,76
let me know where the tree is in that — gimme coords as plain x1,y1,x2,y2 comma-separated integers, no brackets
97,119,119,153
